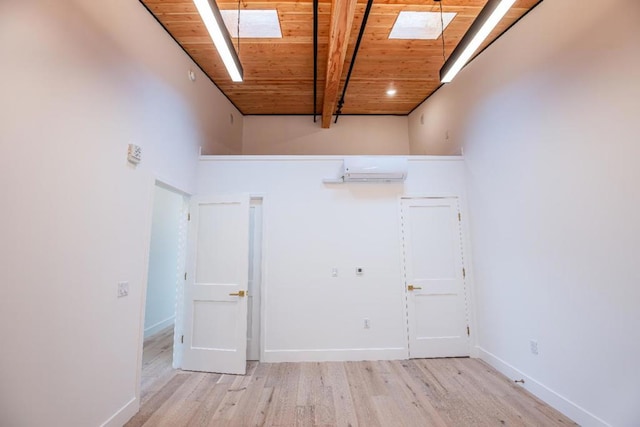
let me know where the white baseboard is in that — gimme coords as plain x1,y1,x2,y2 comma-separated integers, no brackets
477,346,610,427
144,316,175,338
263,347,408,363
100,396,138,427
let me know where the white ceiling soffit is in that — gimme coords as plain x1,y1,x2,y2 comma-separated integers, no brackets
389,11,457,40
220,10,282,38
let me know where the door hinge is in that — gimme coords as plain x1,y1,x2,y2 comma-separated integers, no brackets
462,268,466,279
467,326,470,336
458,212,461,221
184,272,187,280
187,213,191,221
181,335,184,344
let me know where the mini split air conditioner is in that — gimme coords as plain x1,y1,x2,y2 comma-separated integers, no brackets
324,156,409,183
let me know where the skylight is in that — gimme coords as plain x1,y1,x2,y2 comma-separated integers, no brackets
389,11,456,40
220,10,282,38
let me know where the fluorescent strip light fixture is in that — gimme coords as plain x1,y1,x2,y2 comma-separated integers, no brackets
193,0,243,82
439,0,516,83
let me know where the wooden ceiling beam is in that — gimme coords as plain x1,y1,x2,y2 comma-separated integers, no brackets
142,0,537,116
321,0,358,128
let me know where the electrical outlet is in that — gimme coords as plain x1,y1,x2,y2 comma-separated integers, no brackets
530,340,538,355
364,318,370,329
118,281,129,298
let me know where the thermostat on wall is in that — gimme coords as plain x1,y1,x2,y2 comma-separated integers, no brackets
127,144,142,165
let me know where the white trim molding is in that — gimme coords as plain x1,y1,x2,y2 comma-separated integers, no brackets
143,315,176,338
263,347,408,363
477,347,611,427
100,397,138,427
200,155,464,162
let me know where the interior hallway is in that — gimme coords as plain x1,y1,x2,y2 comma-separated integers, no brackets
128,327,576,426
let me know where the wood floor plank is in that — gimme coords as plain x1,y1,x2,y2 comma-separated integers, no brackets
344,361,382,427
232,362,273,426
324,362,358,427
360,360,389,397
125,374,190,427
295,362,315,407
186,374,236,426
208,364,259,425
413,358,489,425
143,373,208,427
295,405,314,427
314,385,336,426
131,330,577,427
249,386,276,426
264,362,301,426
295,362,335,426
446,358,529,426
383,360,447,427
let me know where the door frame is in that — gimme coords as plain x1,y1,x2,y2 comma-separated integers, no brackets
135,179,192,411
247,196,265,361
250,195,268,364
398,195,478,358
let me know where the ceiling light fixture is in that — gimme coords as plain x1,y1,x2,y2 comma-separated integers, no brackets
193,0,244,82
439,0,516,83
386,89,397,96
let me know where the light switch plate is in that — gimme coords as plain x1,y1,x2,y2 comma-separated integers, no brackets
118,281,129,298
127,144,142,165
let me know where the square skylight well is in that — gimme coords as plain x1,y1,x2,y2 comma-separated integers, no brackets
220,10,282,38
389,11,456,40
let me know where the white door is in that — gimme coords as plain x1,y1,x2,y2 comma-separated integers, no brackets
182,195,250,374
400,197,469,358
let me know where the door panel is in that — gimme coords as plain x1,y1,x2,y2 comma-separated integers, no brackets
192,300,237,349
401,197,469,358
182,195,250,374
195,203,244,283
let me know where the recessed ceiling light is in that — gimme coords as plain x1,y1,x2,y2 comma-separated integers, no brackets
386,89,397,96
220,10,282,38
389,11,456,40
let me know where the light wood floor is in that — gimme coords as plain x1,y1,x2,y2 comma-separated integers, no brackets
128,327,576,426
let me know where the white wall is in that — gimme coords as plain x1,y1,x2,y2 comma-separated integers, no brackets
72,0,243,156
409,0,640,426
242,115,410,155
144,185,184,338
197,157,468,362
0,1,240,426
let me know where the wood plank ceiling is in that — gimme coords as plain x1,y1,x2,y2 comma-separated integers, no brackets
142,0,539,127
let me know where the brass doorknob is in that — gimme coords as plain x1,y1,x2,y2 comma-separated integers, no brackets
407,285,422,291
229,290,247,297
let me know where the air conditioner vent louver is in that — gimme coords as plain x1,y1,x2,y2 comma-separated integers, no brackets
329,156,408,183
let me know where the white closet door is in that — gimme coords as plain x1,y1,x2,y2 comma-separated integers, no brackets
401,197,469,358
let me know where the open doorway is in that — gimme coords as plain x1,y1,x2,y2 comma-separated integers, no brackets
140,192,264,389
140,182,189,397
